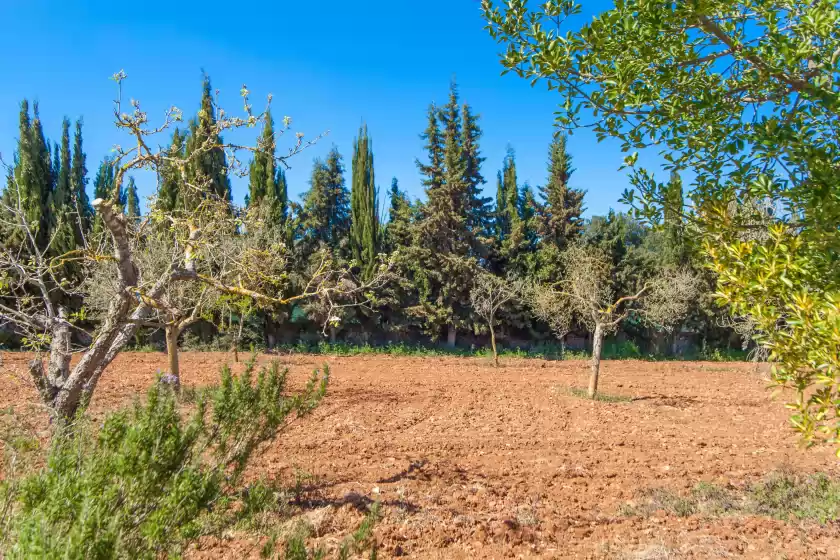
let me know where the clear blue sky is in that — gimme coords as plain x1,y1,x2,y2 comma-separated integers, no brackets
0,0,653,217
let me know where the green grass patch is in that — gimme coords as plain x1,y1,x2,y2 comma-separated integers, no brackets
621,471,840,524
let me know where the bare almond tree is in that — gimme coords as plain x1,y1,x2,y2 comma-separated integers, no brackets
470,272,522,367
532,244,699,399
0,72,390,419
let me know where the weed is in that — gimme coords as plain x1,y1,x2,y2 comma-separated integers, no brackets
622,471,840,523
566,387,633,403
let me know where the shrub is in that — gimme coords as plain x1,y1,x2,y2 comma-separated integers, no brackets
0,359,329,559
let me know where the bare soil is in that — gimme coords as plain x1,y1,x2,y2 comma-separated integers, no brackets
2,352,839,559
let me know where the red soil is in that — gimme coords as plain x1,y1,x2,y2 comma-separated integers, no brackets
2,352,839,559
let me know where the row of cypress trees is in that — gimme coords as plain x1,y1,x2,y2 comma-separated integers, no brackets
1,77,721,351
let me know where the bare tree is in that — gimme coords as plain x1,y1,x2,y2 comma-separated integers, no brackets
470,272,521,367
531,245,699,399
0,72,390,419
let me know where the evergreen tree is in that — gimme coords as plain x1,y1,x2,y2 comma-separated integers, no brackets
411,83,479,345
92,157,116,234
156,129,185,213
29,103,54,249
184,75,232,209
247,111,288,230
535,136,585,281
49,119,76,261
538,136,585,248
70,119,92,241
350,125,378,278
384,178,413,252
93,158,115,201
461,103,492,249
662,169,687,264
299,148,349,252
125,177,141,220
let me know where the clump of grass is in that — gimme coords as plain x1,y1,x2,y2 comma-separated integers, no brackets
566,387,633,403
621,471,840,524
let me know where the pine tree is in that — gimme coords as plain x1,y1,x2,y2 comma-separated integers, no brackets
461,103,492,249
538,136,585,248
299,148,349,252
350,125,378,278
384,178,413,252
410,82,480,345
70,119,92,242
125,177,141,220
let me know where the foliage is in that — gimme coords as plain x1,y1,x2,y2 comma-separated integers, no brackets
483,0,840,444
622,471,840,524
0,360,329,558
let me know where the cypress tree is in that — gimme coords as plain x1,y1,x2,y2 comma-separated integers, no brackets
247,110,288,230
50,119,76,261
55,119,72,212
663,170,684,227
248,111,275,206
30,103,54,249
662,170,687,264
92,157,116,234
274,166,288,225
157,129,185,213
350,125,378,278
125,176,141,220
495,170,506,239
70,119,92,241
184,75,231,208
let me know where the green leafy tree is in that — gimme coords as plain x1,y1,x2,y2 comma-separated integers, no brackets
483,0,840,448
350,125,379,279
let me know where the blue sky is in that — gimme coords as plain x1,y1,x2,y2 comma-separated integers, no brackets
0,0,652,217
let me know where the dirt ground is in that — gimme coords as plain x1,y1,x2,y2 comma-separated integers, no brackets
2,352,839,559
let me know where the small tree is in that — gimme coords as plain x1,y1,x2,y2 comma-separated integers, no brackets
470,271,521,367
532,244,698,399
0,72,388,419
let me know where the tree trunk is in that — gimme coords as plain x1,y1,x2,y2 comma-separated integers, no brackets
48,308,72,383
329,326,337,344
447,325,456,348
589,323,605,399
165,325,181,390
490,325,499,368
234,315,245,363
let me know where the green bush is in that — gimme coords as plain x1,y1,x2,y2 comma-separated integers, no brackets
0,359,329,559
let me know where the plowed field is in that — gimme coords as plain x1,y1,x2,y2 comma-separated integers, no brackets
2,352,838,559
